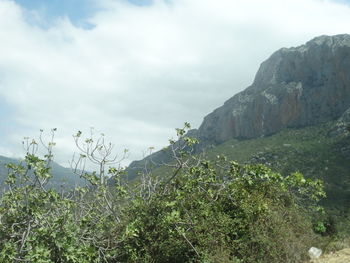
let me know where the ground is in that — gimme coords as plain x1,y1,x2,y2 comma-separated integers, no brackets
310,248,350,263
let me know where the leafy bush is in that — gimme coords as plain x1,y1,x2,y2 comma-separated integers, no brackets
0,126,326,262
0,155,98,262
119,158,324,263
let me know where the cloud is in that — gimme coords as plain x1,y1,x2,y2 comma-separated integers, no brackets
0,0,349,168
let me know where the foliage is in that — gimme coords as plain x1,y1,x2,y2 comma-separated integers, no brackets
201,121,350,209
0,130,123,262
119,158,324,263
0,125,326,262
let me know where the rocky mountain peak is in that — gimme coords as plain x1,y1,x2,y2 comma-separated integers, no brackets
308,34,350,48
197,34,350,145
254,34,350,87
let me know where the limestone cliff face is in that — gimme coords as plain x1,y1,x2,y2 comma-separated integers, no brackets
198,34,350,144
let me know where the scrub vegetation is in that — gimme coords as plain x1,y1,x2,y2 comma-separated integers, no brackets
0,125,334,262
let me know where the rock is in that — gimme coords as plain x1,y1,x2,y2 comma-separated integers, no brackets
309,247,323,259
198,34,350,144
329,107,350,137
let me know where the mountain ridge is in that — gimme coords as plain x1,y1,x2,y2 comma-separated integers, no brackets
0,155,86,189
125,34,350,179
197,34,350,144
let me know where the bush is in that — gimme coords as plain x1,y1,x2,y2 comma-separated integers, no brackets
119,158,325,263
0,126,326,262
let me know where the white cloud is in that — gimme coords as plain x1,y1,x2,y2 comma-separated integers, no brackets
0,0,349,168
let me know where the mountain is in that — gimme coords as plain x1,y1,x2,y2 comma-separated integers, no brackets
125,34,350,194
197,34,350,144
0,155,86,190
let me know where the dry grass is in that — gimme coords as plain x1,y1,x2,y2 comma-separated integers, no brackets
309,248,350,263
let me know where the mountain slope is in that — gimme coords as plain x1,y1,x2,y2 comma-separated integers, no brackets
125,34,350,182
148,120,350,211
204,121,350,208
0,155,86,189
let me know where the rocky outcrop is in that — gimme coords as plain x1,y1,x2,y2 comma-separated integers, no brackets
198,34,350,144
329,107,350,137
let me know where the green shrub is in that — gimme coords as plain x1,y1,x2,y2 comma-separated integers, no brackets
0,156,98,263
118,158,325,263
0,126,326,262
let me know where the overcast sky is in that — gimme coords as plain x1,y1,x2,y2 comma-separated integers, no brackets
0,0,350,169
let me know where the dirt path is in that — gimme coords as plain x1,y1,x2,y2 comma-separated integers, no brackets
310,248,350,263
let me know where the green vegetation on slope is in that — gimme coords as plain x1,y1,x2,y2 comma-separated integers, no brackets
151,122,349,208
146,122,350,239
204,121,350,209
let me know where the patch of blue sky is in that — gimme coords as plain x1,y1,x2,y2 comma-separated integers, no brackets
126,0,154,6
13,0,99,29
14,0,173,29
331,0,350,5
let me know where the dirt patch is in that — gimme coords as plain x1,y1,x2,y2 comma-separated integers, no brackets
310,248,350,263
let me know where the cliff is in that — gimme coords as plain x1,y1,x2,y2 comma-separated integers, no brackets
198,34,350,144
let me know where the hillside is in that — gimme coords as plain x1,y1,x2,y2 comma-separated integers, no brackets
206,123,349,205
149,121,349,211
0,155,86,190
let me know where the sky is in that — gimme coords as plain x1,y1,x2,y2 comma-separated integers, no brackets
0,0,350,169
